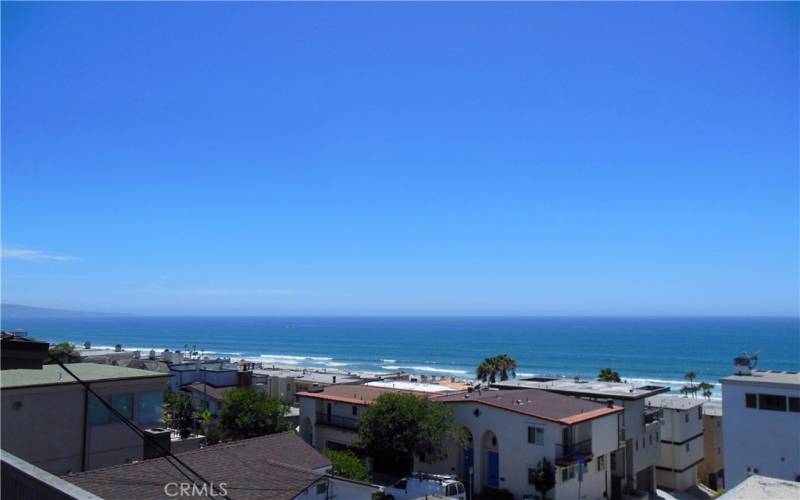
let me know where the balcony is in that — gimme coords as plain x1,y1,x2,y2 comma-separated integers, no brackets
316,412,359,430
643,408,663,429
555,438,592,466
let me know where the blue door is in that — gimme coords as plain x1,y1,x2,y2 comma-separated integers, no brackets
487,451,499,488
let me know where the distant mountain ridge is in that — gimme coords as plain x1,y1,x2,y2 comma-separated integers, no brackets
1,303,126,319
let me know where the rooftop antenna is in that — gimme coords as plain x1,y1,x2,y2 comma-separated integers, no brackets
734,352,759,375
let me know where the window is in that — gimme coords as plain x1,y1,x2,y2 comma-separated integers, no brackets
597,455,606,472
657,431,659,440
684,413,689,423
649,434,653,446
88,394,111,425
352,405,358,416
316,482,327,495
138,391,164,425
561,464,575,482
685,443,690,452
635,440,638,451
111,394,134,422
758,394,787,412
528,468,536,485
286,383,291,392
698,406,702,420
528,426,544,445
789,397,800,413
745,393,757,408
716,420,720,428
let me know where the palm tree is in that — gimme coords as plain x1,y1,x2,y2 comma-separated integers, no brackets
698,381,714,400
495,354,517,381
683,371,698,398
597,368,621,383
476,357,499,384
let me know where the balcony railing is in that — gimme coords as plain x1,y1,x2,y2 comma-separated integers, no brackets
555,438,592,465
316,412,359,430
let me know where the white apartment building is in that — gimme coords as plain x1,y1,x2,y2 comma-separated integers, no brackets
646,396,704,491
418,388,623,500
720,357,800,488
494,377,670,499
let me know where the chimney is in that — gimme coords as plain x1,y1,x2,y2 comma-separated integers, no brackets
142,428,172,459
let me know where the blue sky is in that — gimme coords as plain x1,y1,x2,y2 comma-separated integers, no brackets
2,2,798,316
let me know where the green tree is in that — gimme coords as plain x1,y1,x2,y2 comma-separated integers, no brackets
476,354,517,384
218,387,289,441
597,368,622,383
698,381,715,400
324,449,371,482
531,458,556,500
164,391,195,438
357,393,461,474
47,342,80,364
682,371,699,398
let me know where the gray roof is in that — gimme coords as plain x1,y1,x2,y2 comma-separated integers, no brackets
62,433,331,500
494,377,670,400
1,363,169,389
721,370,800,388
646,396,705,410
720,474,800,499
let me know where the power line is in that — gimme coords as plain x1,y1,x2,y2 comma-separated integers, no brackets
52,356,232,500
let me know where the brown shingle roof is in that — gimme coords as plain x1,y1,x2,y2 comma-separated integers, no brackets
296,384,432,405
435,388,623,425
62,432,331,500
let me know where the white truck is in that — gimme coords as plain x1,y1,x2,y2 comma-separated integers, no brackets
383,472,467,500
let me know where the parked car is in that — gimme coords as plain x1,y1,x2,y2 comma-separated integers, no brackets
383,472,467,500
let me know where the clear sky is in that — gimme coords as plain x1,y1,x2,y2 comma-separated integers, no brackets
2,2,798,316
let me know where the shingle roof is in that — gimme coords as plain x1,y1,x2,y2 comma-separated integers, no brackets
435,388,622,425
62,432,331,500
0,363,169,389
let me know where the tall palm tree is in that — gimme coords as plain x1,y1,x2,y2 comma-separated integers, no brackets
684,371,698,398
476,357,498,384
496,354,517,381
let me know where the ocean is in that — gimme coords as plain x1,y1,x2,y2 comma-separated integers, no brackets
4,316,798,397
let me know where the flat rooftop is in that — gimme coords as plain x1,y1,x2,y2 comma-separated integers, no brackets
721,370,800,388
646,396,705,410
720,474,800,499
436,388,623,425
252,368,363,384
297,384,433,405
494,377,670,400
1,363,169,389
703,400,722,417
365,380,457,393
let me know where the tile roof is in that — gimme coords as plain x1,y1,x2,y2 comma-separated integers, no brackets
0,363,169,389
435,388,623,425
296,384,433,405
62,432,331,500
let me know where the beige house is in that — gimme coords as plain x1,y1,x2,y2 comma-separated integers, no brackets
1,363,170,474
698,401,724,490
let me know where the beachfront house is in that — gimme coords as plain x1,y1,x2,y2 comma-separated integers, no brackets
253,367,372,404
645,396,704,492
1,363,170,474
416,388,623,500
720,357,800,488
698,401,724,490
494,377,670,498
